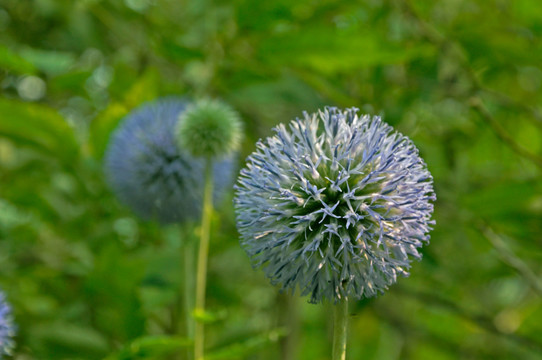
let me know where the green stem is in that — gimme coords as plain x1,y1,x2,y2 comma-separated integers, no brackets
194,159,213,360
332,299,348,360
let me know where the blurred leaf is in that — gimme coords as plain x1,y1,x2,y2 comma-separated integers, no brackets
156,40,204,63
123,67,160,108
0,98,79,162
206,328,287,360
88,68,160,158
19,47,76,76
32,321,109,356
49,70,93,95
86,244,147,340
0,198,30,229
88,102,128,159
105,335,192,360
259,28,435,74
192,308,228,324
461,181,538,218
0,45,37,74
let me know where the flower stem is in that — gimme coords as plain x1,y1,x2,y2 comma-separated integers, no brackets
194,159,213,360
332,299,348,360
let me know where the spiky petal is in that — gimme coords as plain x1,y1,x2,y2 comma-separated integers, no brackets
235,107,435,303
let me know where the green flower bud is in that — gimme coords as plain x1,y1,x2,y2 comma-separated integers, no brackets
175,99,243,158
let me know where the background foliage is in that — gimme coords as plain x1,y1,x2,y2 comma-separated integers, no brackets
1,0,542,359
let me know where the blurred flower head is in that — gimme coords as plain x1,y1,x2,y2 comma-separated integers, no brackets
235,107,435,303
0,291,15,357
105,98,235,224
175,99,243,159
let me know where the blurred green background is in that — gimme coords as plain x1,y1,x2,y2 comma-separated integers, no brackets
1,0,542,359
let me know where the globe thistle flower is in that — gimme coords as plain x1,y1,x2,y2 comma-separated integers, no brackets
0,291,15,357
175,99,243,158
235,107,435,304
105,98,235,224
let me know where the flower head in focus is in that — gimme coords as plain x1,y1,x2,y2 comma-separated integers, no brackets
175,99,243,159
235,107,435,303
105,98,235,224
0,291,15,357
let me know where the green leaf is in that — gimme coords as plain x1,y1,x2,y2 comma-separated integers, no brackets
19,47,76,75
88,102,129,159
206,328,287,360
0,98,79,162
105,335,192,360
461,180,539,218
32,321,109,356
192,308,228,324
0,198,30,229
89,68,160,158
0,45,37,74
49,70,93,95
157,40,204,63
123,67,160,109
258,28,435,74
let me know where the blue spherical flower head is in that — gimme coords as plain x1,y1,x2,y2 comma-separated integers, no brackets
105,98,235,224
0,291,15,357
235,107,436,304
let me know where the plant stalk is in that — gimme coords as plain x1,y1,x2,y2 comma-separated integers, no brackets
332,299,348,360
194,160,213,360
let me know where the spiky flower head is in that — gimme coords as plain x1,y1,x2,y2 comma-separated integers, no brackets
175,99,243,158
235,107,435,304
105,98,235,224
0,291,15,357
